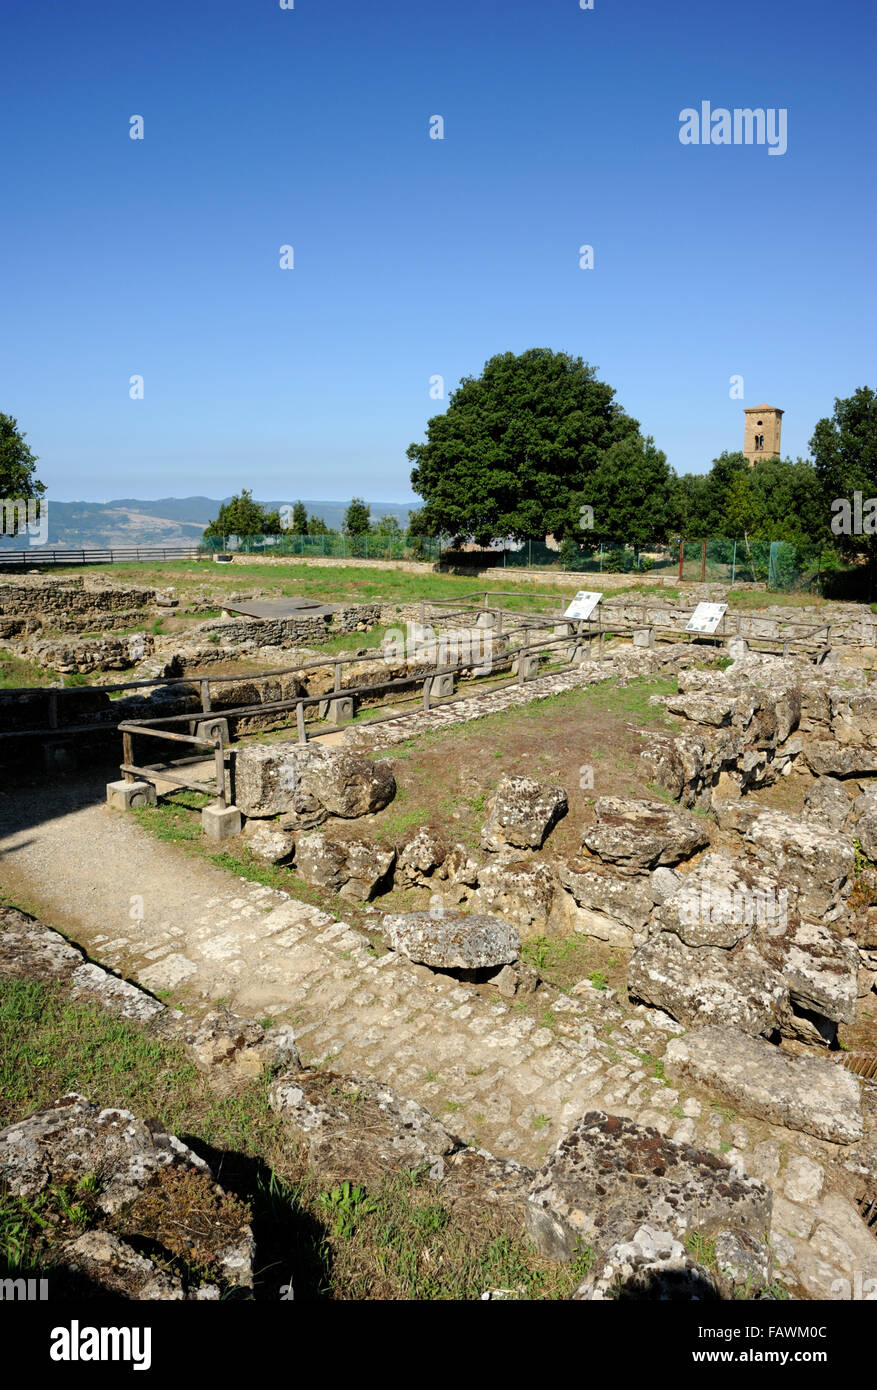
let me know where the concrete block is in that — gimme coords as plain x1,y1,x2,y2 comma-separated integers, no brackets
633,627,655,649
107,779,157,811
512,653,540,679
318,696,355,724
567,643,590,665
427,672,455,698
476,611,496,629
191,716,230,745
726,636,748,660
201,801,242,841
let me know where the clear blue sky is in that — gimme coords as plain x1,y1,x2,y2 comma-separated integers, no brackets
1,0,874,503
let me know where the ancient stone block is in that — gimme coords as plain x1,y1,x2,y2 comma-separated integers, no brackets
664,1027,863,1144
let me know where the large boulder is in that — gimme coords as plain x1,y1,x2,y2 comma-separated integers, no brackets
627,932,788,1036
665,1027,863,1144
270,1070,457,1183
0,1094,254,1295
241,819,295,864
526,1111,771,1263
394,827,448,887
480,776,567,852
582,797,709,871
738,806,855,918
381,909,520,970
557,858,654,932
296,748,396,819
233,743,303,817
295,833,395,901
268,1069,533,1207
655,853,787,949
758,918,859,1029
805,742,877,778
803,777,854,832
233,744,395,819
467,858,558,934
639,731,710,806
829,688,877,747
639,854,858,1043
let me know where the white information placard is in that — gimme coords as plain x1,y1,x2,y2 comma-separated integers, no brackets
564,591,603,621
685,602,727,635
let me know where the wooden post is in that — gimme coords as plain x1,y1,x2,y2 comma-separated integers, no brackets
200,679,211,713
214,738,226,807
700,540,706,583
423,678,431,711
296,703,307,744
518,629,529,684
677,540,684,582
334,662,341,693
122,731,134,782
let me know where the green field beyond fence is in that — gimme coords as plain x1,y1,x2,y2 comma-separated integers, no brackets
200,533,837,592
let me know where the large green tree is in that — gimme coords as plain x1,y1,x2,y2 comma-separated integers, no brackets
0,414,44,505
575,435,675,547
810,387,877,559
407,349,642,545
291,500,308,534
343,497,371,535
203,489,282,539
725,457,825,548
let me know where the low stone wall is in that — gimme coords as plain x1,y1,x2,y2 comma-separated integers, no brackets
332,602,383,633
29,633,155,674
196,614,331,646
0,577,155,620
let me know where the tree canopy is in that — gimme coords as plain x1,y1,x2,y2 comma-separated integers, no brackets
0,414,44,501
810,387,877,558
343,497,371,535
203,489,282,539
407,349,642,545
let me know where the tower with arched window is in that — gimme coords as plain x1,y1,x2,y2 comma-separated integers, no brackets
743,404,783,464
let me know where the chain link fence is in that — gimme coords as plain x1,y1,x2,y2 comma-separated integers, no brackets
495,538,847,592
198,532,442,562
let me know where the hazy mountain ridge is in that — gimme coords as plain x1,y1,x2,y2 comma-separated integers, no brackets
0,498,415,548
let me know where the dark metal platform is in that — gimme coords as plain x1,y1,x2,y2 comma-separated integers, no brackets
221,597,337,619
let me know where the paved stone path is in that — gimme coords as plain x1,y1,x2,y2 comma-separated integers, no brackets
1,660,876,1296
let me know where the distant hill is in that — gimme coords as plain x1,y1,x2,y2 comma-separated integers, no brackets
0,498,416,548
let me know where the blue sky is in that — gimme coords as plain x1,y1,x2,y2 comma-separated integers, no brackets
1,0,874,503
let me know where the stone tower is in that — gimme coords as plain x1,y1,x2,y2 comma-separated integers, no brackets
743,404,783,464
